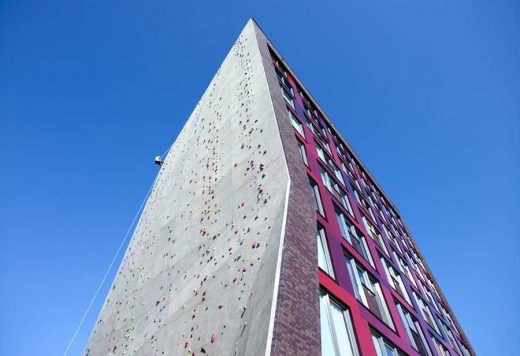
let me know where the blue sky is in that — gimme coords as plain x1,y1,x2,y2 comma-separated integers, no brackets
1,1,518,355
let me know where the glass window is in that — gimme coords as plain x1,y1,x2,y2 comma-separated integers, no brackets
383,224,402,254
336,210,373,266
281,86,294,108
414,292,440,334
320,167,352,214
320,291,359,356
316,143,327,162
320,295,337,356
342,161,356,180
309,177,325,216
289,111,305,137
323,158,345,186
332,165,344,185
396,303,432,356
362,216,389,255
381,258,411,304
439,319,462,355
393,251,416,288
425,288,440,314
296,138,308,166
371,330,406,356
320,167,333,191
318,225,335,278
346,257,394,328
275,67,293,93
432,335,451,356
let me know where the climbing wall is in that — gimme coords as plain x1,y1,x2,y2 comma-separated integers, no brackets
85,21,292,356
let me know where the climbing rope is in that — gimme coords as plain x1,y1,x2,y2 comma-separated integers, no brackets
63,145,172,356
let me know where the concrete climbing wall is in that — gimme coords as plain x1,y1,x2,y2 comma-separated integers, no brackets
85,20,291,356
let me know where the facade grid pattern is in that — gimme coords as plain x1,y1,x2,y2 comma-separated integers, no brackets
269,48,473,356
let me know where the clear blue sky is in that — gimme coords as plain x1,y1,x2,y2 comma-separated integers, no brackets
1,1,518,355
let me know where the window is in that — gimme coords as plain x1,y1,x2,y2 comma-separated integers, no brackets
329,161,345,185
376,205,387,224
320,291,359,356
432,336,450,356
309,177,325,216
414,292,440,334
318,225,335,277
424,288,440,314
439,319,462,355
362,216,389,255
383,224,402,254
289,111,305,137
346,256,393,327
396,303,431,356
371,330,406,356
440,305,457,334
296,138,308,166
305,115,318,135
342,161,356,180
319,136,332,155
394,251,416,288
315,143,328,162
336,210,373,265
381,258,411,304
275,67,293,93
353,188,369,211
320,167,353,214
306,115,331,153
427,277,442,301
348,161,358,176
368,207,378,224
320,167,333,191
281,86,294,108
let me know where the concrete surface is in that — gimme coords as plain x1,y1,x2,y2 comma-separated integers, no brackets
85,20,291,356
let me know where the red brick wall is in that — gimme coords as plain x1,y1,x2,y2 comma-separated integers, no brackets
253,22,321,356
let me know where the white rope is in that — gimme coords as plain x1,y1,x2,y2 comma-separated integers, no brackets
63,145,172,356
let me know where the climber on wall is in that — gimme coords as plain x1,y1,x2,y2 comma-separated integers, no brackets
154,156,164,166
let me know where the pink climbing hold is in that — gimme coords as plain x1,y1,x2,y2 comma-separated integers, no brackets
211,332,216,343
218,304,224,309
155,300,161,306
251,241,259,249
232,277,238,283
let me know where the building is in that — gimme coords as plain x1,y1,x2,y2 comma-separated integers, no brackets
86,19,474,356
